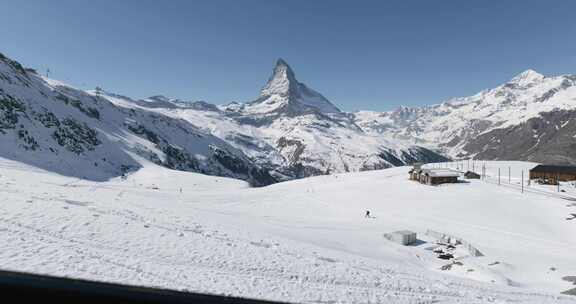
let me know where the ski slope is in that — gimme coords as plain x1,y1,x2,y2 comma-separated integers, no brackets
0,158,575,303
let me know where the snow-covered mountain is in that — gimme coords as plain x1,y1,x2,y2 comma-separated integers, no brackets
0,52,444,184
122,59,447,180
235,58,342,116
354,69,576,163
4,50,573,182
0,52,275,186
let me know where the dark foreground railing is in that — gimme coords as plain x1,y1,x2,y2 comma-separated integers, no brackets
0,270,286,304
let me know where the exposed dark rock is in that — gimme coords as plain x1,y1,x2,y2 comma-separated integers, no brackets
463,109,576,164
162,145,199,171
0,93,26,132
127,124,160,145
52,118,101,154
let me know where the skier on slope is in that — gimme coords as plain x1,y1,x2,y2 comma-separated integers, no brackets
365,210,370,218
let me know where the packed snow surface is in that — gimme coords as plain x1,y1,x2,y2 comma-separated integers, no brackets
1,158,575,303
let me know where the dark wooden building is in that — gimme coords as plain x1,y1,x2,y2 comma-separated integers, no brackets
529,165,576,184
419,169,459,185
464,171,481,179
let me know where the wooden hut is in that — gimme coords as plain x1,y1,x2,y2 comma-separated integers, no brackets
464,171,481,179
419,169,459,185
529,165,576,184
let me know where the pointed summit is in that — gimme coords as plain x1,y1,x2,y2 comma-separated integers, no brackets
242,59,341,116
260,58,299,97
509,69,544,86
275,58,290,69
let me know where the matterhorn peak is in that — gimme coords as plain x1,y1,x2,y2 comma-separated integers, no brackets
275,58,290,68
509,69,545,86
260,58,299,97
241,58,341,115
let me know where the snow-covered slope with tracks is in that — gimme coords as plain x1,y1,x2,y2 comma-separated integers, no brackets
1,158,575,303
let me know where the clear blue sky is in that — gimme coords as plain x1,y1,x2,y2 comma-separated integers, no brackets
2,0,576,111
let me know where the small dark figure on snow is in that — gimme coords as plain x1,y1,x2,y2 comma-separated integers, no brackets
365,210,370,218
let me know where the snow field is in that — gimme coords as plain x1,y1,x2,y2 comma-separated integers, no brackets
0,158,575,303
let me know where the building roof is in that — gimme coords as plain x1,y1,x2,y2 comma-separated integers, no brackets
421,168,460,177
530,165,576,175
464,171,480,176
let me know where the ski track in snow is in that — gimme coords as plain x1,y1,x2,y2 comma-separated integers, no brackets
0,159,575,303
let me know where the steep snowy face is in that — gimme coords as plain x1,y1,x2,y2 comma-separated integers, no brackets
259,58,299,97
240,59,341,116
0,53,275,186
354,69,576,162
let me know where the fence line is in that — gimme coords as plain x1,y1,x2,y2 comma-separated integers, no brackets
421,161,576,202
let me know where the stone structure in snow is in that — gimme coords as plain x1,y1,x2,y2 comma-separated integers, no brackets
383,230,417,245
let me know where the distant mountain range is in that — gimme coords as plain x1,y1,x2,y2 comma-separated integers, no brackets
1,51,574,184
101,58,447,181
354,69,576,164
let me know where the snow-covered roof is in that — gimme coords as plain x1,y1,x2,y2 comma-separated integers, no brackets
422,169,460,177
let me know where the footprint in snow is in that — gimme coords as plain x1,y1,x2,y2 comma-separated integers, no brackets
250,241,274,248
317,256,337,263
64,199,92,207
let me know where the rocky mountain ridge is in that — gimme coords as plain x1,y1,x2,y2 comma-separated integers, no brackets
353,69,576,164
0,52,275,186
